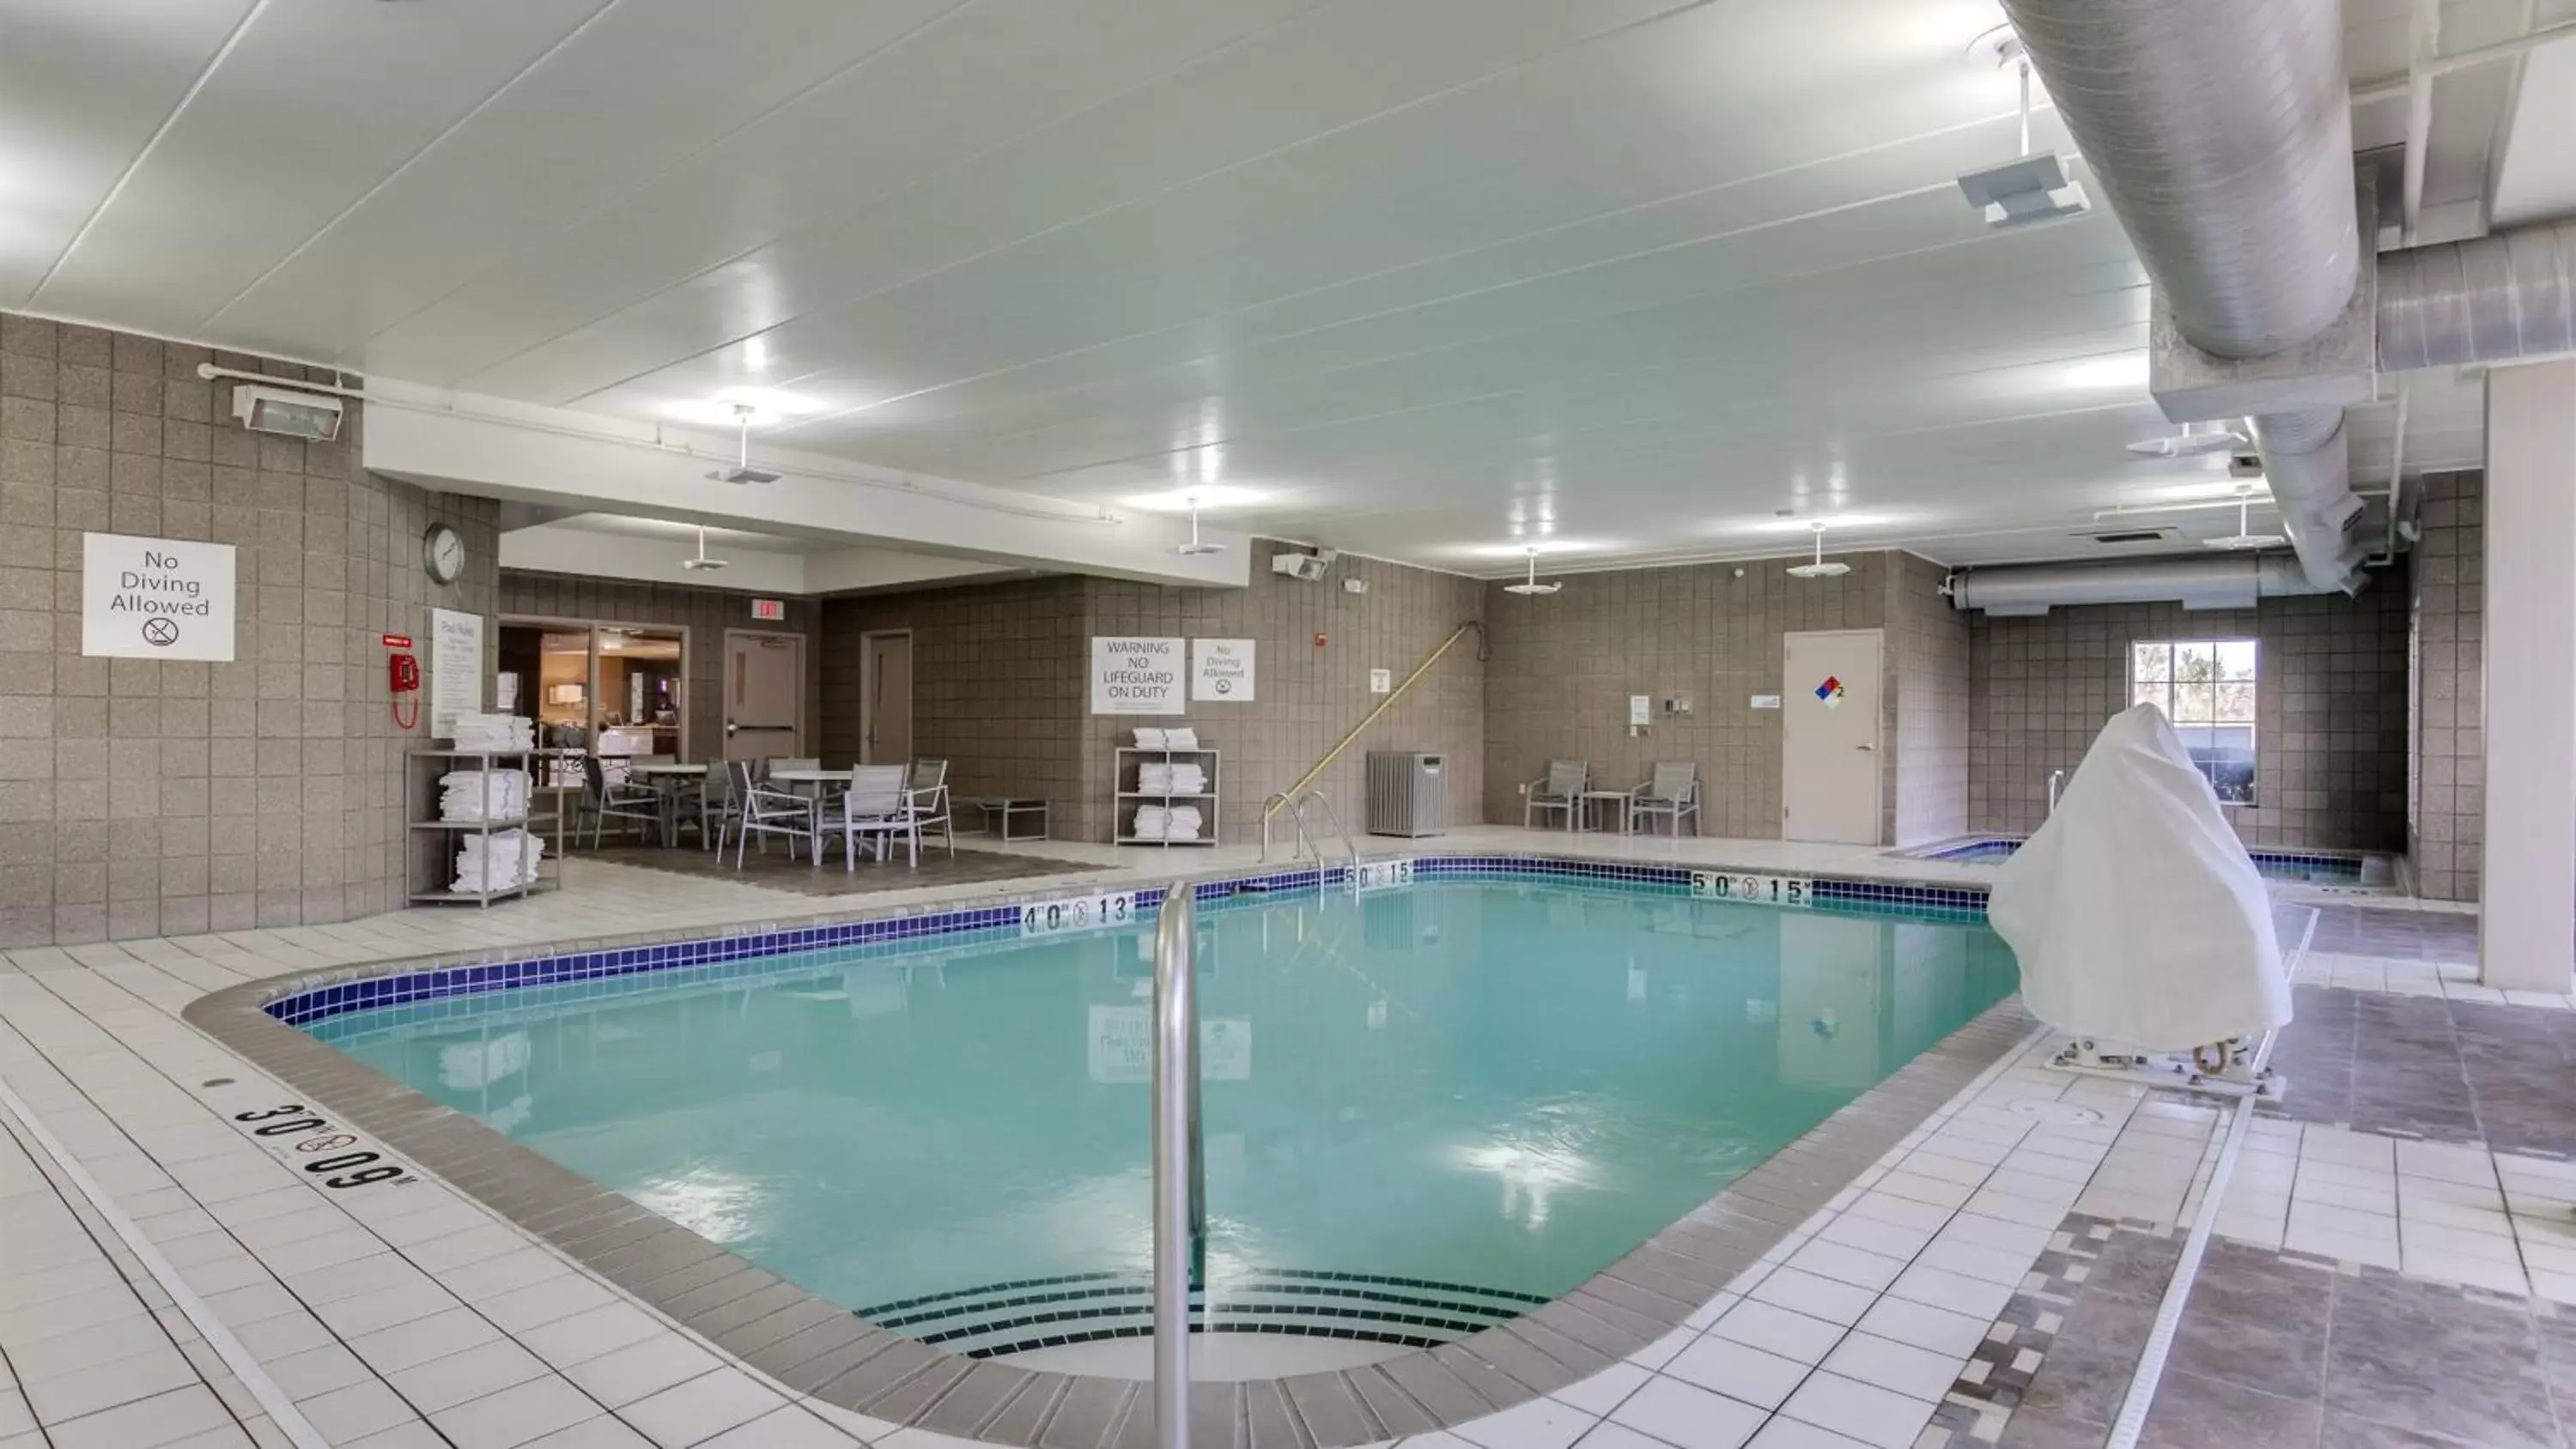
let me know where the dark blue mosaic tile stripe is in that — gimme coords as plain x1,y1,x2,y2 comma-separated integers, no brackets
270,855,1992,1029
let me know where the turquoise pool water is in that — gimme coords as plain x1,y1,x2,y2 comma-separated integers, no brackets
313,879,2014,1351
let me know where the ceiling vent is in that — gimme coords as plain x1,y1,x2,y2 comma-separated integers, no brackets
2077,525,2182,547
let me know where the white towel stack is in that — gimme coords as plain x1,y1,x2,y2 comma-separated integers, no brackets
1137,761,1207,795
452,712,533,752
453,829,544,893
1133,727,1168,749
1164,726,1200,750
1130,804,1204,841
440,769,531,822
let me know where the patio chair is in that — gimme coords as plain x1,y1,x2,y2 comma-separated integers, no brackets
580,755,663,847
1628,761,1702,837
765,757,821,779
706,761,757,858
826,765,919,870
1523,759,1589,830
736,764,829,868
670,764,740,852
907,758,955,858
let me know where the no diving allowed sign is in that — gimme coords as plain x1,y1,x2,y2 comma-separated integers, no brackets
82,532,236,661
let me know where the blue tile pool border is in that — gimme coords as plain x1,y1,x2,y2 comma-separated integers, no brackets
253,853,1991,1031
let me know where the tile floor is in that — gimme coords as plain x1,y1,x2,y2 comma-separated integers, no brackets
0,830,2545,1449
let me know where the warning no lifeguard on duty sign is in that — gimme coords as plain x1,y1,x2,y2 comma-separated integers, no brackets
82,532,237,662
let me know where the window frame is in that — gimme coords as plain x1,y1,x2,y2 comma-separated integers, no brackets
2127,636,2259,805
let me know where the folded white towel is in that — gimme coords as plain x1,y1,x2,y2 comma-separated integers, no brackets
1139,762,1173,793
1133,727,1168,749
451,712,534,752
1169,764,1206,795
439,769,531,822
1164,727,1199,750
453,828,544,891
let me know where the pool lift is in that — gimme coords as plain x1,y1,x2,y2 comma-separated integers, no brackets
1987,706,2291,1100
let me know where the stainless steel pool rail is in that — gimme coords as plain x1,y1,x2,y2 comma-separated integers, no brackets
1260,788,1361,882
2048,768,2067,815
1151,881,1206,1449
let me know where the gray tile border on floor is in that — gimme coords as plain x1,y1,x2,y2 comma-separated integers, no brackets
181,872,2037,1448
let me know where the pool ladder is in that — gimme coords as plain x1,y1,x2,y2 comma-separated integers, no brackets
1150,880,1206,1449
1260,788,1361,884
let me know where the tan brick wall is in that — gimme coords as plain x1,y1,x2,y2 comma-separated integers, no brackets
0,310,497,945
2409,471,2482,900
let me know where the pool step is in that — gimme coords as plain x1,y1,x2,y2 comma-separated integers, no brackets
859,1268,1540,1359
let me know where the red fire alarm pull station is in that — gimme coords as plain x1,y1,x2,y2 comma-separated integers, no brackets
1315,632,1327,648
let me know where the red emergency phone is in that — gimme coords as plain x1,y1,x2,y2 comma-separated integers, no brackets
384,634,420,729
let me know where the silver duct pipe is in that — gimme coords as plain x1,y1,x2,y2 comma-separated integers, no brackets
2379,220,2576,369
2002,0,2369,593
1947,554,2331,615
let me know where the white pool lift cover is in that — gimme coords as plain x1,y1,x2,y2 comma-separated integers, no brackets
1989,705,2289,1052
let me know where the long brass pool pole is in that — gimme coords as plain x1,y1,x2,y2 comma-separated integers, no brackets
1151,882,1201,1448
1263,620,1482,821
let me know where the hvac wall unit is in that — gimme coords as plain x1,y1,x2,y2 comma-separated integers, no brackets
1115,737,1220,847
1364,751,1449,838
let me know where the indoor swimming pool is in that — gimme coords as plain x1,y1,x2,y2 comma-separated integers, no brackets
297,873,2017,1365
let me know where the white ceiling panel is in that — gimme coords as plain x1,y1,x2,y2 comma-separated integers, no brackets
0,0,256,307
27,0,613,336
2,0,2543,575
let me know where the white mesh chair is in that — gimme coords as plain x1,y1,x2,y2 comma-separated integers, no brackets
1628,762,1702,837
736,765,827,868
580,755,663,847
1524,759,1589,830
906,758,955,858
828,765,919,869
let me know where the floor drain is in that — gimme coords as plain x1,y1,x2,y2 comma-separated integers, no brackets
2008,1099,2102,1125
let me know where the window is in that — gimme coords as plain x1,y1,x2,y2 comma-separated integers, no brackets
2129,639,2257,803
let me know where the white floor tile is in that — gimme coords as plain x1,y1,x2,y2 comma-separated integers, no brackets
620,1367,784,1449
1885,1264,2014,1323
1777,1372,1936,1449
1455,1395,1595,1449
1817,1331,1964,1403
1552,1362,1652,1416
1662,1335,1812,1410
431,1377,604,1449
1708,1300,1844,1365
1852,1296,1993,1358
1747,1268,1878,1327
1743,1419,1873,1449
1782,1241,1905,1294
1607,1377,1766,1449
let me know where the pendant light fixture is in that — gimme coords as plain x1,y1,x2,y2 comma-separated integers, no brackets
679,524,729,571
1786,521,1851,579
1504,546,1562,595
2202,486,2288,551
1172,496,1224,555
706,403,781,484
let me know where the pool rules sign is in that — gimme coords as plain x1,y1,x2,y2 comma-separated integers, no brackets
82,533,236,661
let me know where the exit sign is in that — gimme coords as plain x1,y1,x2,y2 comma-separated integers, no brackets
750,598,784,621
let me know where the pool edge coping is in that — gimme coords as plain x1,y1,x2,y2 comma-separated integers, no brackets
181,864,2037,1449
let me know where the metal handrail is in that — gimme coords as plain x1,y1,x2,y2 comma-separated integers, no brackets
2048,768,2068,815
1298,790,1362,882
1258,790,1311,864
1151,881,1204,1449
1261,619,1483,821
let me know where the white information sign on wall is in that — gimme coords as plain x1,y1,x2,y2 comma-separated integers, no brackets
1090,636,1185,715
81,533,236,661
429,607,485,737
1369,668,1393,694
1192,638,1256,701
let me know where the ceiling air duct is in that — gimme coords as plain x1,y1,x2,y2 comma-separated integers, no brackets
1948,555,2330,615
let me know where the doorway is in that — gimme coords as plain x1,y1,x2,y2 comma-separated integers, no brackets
724,631,805,761
1781,628,1884,846
860,631,914,765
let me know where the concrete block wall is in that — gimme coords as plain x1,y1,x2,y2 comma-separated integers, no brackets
819,578,1091,838
499,571,823,764
1080,547,1485,846
1480,550,1897,840
1967,575,2414,852
2409,471,2483,900
0,311,496,946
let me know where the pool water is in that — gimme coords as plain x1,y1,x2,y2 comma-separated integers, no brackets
312,879,2015,1355
1922,836,2377,885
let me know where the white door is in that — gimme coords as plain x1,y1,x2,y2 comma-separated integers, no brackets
724,632,803,761
863,632,913,765
1782,628,1883,845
